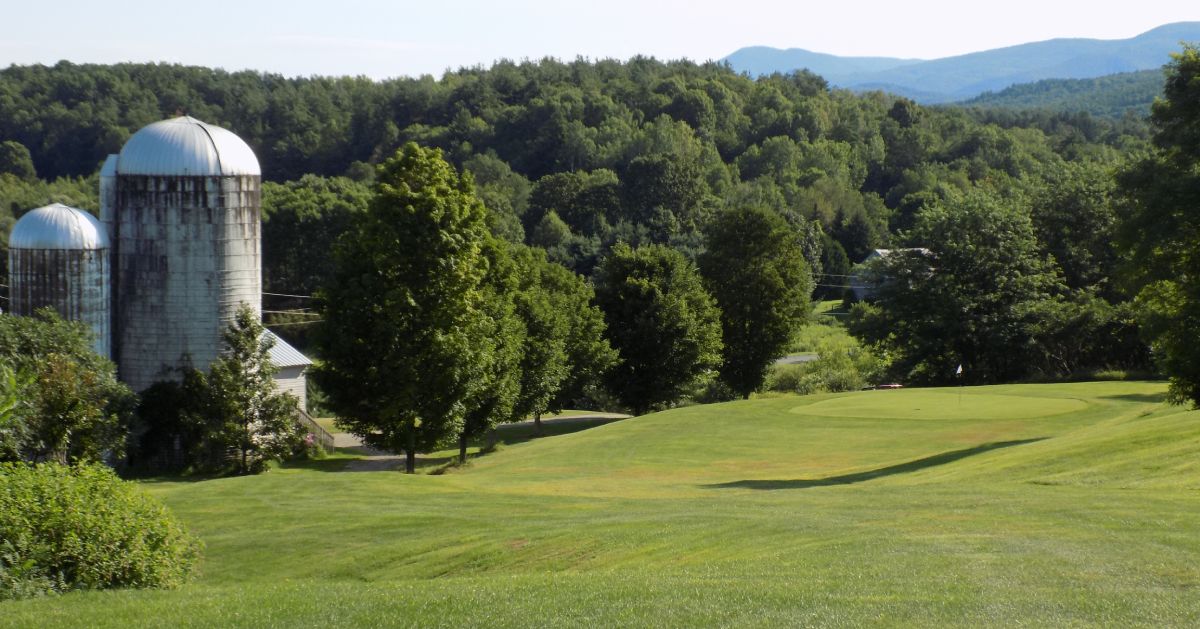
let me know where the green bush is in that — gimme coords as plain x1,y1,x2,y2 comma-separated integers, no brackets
0,463,201,600
768,336,887,395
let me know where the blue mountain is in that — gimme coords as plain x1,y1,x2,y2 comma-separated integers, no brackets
723,22,1200,103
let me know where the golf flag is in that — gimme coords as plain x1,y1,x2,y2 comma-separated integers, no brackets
955,364,963,375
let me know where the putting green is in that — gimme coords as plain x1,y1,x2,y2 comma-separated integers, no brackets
790,389,1088,420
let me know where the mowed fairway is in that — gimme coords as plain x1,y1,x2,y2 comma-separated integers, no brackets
6,381,1200,627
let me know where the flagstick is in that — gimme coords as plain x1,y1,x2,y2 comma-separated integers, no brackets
956,363,963,408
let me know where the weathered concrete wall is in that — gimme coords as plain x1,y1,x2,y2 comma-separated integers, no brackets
273,366,308,411
112,173,261,392
8,247,111,358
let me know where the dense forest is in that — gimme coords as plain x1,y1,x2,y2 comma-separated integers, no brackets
0,57,1164,384
961,69,1163,118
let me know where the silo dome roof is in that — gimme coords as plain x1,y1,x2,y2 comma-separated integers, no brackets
116,116,261,176
9,203,109,250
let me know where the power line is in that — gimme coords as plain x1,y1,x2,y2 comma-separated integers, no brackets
266,319,323,327
263,292,314,300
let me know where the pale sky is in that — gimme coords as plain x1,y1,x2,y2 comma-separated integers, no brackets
3,1,1197,79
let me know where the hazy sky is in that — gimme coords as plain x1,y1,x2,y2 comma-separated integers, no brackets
4,1,1197,79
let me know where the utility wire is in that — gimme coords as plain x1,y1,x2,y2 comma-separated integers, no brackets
266,320,323,327
263,292,315,300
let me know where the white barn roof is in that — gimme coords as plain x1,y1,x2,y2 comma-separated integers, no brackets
9,203,109,250
265,330,313,369
116,116,261,177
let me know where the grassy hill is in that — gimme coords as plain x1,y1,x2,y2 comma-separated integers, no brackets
6,381,1200,626
959,69,1163,118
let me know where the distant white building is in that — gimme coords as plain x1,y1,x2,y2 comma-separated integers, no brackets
850,248,931,301
267,330,313,410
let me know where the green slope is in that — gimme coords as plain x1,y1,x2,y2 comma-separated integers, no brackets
959,69,1163,118
6,381,1199,627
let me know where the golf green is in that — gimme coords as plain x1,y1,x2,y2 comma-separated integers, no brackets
790,388,1088,419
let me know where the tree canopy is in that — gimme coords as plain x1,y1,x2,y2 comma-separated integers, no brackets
848,190,1062,384
313,143,493,473
700,206,813,398
0,309,133,464
1117,45,1200,405
594,243,722,414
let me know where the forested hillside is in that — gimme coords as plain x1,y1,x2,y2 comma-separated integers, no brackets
0,57,1159,382
961,69,1162,117
1,58,1147,267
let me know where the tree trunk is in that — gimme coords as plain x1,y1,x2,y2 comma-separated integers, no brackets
406,431,416,474
459,433,468,464
534,412,542,435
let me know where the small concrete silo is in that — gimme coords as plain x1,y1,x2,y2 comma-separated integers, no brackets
7,203,111,358
102,116,262,391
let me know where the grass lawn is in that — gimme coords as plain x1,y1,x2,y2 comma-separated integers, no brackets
6,381,1200,626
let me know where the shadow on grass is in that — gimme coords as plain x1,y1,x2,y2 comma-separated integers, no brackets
703,438,1045,490
278,455,363,473
488,416,626,448
279,416,630,474
1098,392,1168,404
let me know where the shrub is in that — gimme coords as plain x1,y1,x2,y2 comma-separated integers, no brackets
0,463,200,600
768,337,887,395
0,309,134,464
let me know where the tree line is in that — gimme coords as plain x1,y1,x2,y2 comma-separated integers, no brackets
315,144,811,471
5,51,1198,434
0,57,1149,282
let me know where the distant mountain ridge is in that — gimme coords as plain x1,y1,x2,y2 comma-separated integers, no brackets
724,22,1200,103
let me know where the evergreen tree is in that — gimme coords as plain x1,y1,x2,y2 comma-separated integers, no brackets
201,304,302,475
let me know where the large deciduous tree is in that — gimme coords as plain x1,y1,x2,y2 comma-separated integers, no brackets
1117,45,1200,405
458,237,525,462
594,243,722,415
314,143,493,473
510,246,618,432
544,261,618,414
848,189,1061,384
510,247,573,433
700,206,813,398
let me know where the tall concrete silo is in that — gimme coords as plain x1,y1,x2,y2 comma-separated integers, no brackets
102,116,262,392
8,203,111,358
